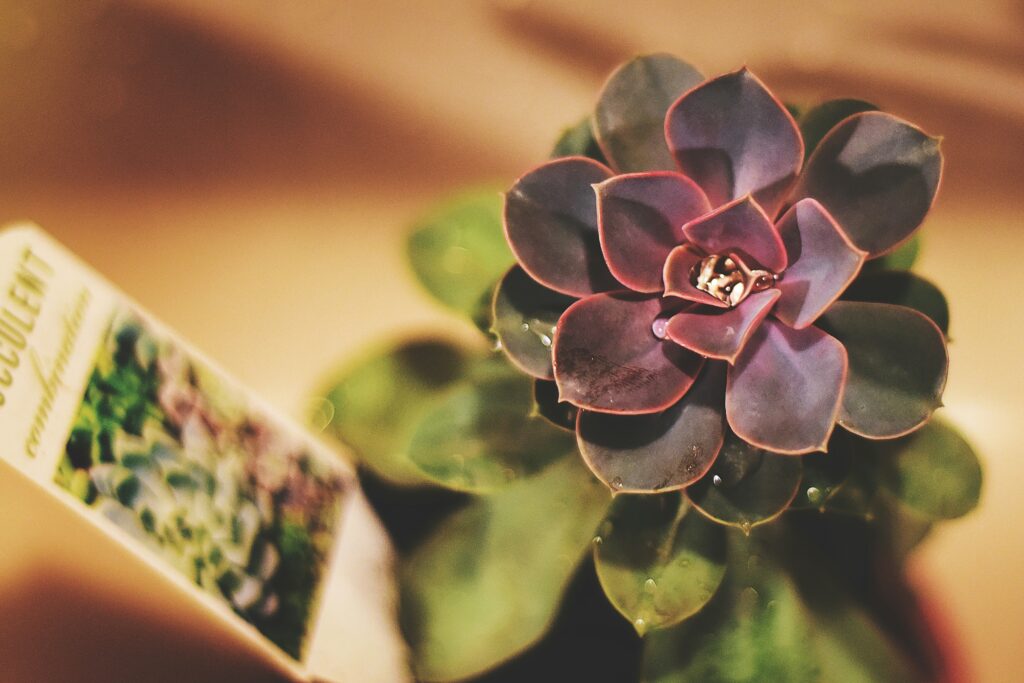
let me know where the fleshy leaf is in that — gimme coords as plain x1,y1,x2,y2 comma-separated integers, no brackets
577,362,726,493
796,111,942,257
666,68,803,217
876,419,982,520
774,198,866,329
550,116,608,164
842,270,949,335
666,289,780,363
407,189,514,316
406,373,573,492
593,493,726,634
596,172,711,293
533,379,578,432
504,157,618,296
799,99,878,161
322,338,472,487
818,301,947,439
663,244,730,308
554,293,704,414
727,320,847,454
643,532,920,683
401,455,610,682
686,431,802,530
790,430,854,510
493,266,576,379
681,195,787,273
593,54,704,173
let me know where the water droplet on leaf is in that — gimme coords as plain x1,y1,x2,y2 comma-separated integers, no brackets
712,474,723,487
806,486,823,504
610,477,624,491
633,617,648,636
644,578,657,593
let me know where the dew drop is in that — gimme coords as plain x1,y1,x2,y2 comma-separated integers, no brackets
679,557,691,568
633,617,648,636
712,474,723,487
644,578,657,593
651,317,669,340
521,322,530,332
806,486,823,505
610,477,624,491
490,338,503,352
539,334,552,347
739,521,753,536
592,535,603,546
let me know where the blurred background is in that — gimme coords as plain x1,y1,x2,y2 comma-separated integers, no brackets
0,0,1021,680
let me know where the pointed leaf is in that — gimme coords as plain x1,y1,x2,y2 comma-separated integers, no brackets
686,432,802,530
727,320,847,454
554,292,704,413
596,172,711,292
550,115,608,163
504,157,618,296
682,195,788,273
799,98,878,161
401,455,610,682
321,339,472,487
876,419,982,519
493,266,576,379
407,189,514,316
666,68,803,216
796,111,942,257
594,493,726,633
818,301,947,439
578,362,726,493
594,54,704,172
666,289,780,363
774,198,866,329
533,379,578,432
406,373,573,492
842,270,949,335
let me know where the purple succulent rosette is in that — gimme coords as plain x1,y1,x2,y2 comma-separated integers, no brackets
498,59,948,494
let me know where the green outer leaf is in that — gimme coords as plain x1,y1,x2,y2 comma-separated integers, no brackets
686,433,802,532
819,301,947,439
533,379,578,432
842,270,949,335
406,373,573,492
877,419,982,519
407,189,514,316
790,438,852,510
594,493,726,635
862,233,920,273
594,54,704,172
401,455,610,682
550,116,608,163
643,532,919,683
320,338,473,487
492,265,575,380
799,98,878,161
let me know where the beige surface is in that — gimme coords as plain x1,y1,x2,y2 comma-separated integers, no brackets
0,1,1021,681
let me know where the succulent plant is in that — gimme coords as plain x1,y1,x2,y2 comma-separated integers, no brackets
322,54,982,683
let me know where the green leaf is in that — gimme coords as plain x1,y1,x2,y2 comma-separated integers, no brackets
407,190,514,317
862,234,920,273
550,116,608,163
842,270,949,335
799,98,878,161
686,433,802,532
406,372,573,492
320,338,474,487
401,455,611,682
790,437,852,510
533,379,577,432
594,54,704,172
643,532,920,683
492,265,574,380
594,493,726,635
877,419,982,519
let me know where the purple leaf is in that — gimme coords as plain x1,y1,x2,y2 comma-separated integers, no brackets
726,319,847,454
795,111,942,257
504,157,619,296
493,266,577,379
773,199,866,329
578,362,726,493
818,301,947,439
666,68,803,217
666,289,780,363
596,172,712,293
681,195,787,273
553,292,704,413
663,245,730,309
594,54,704,173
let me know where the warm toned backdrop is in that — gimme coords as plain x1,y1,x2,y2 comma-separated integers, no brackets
1,1,1021,681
